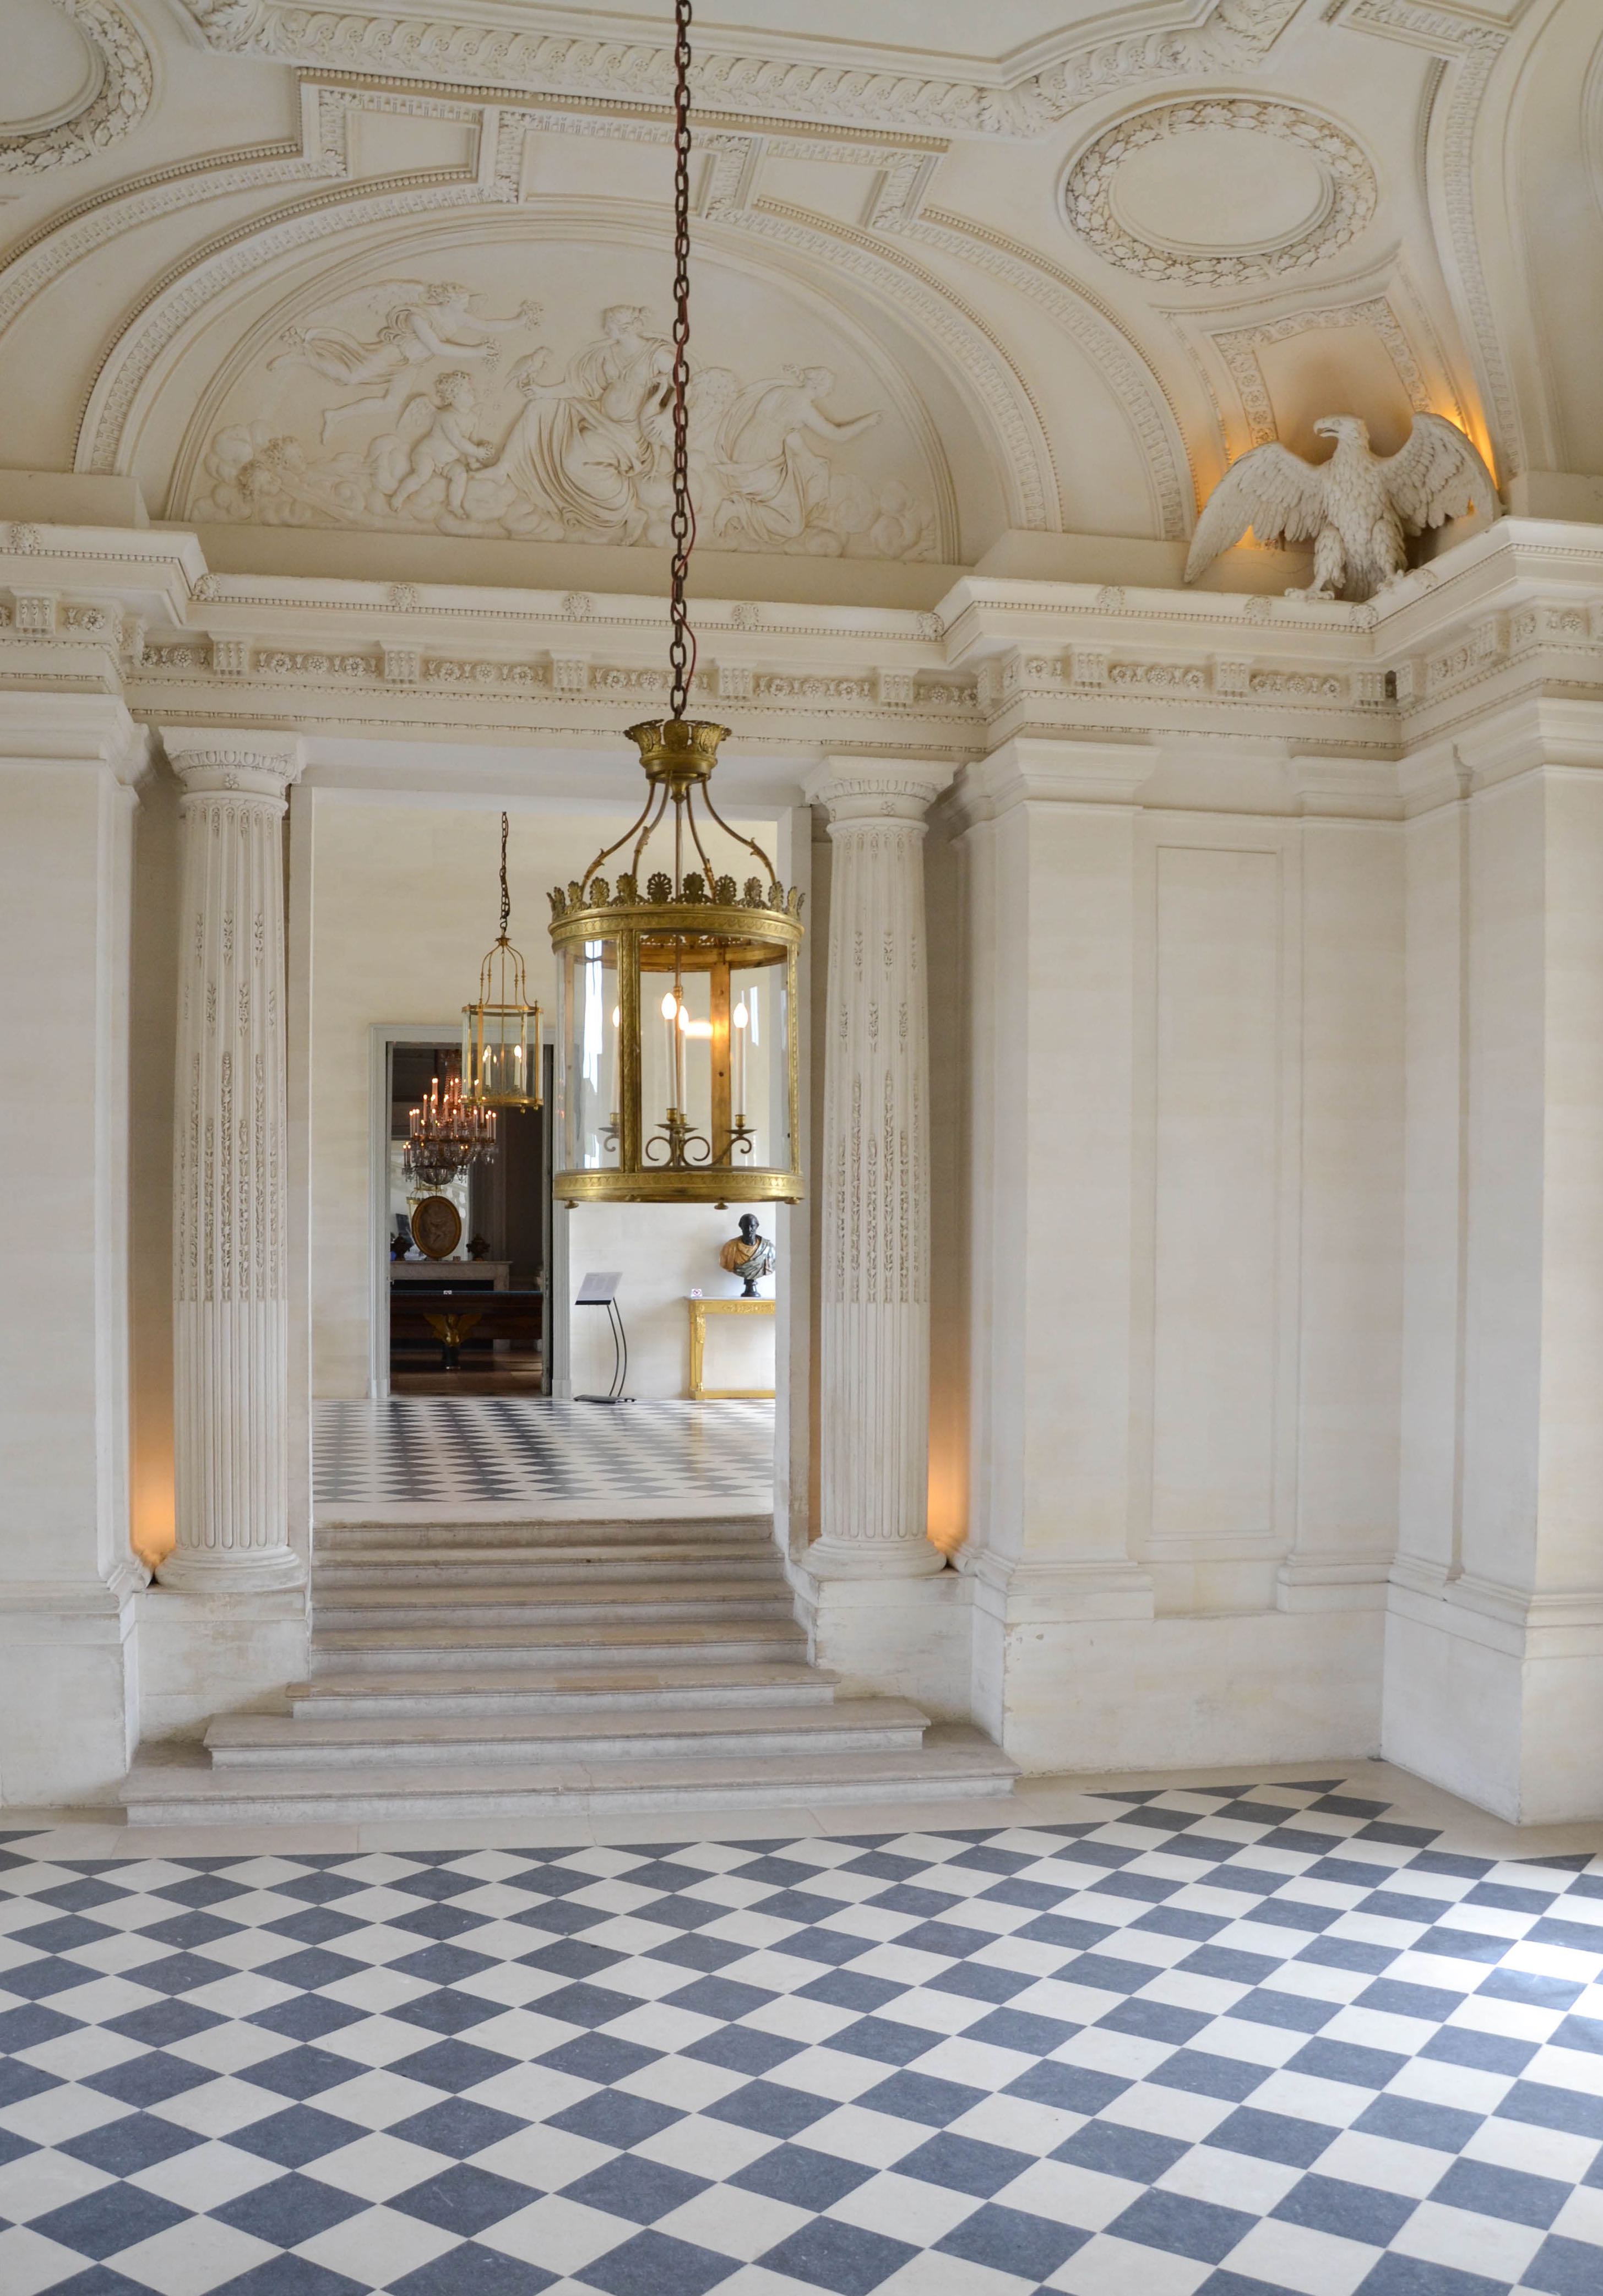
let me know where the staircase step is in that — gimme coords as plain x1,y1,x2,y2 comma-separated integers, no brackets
311,1542,778,1587
205,1699,928,1769
314,1516,773,1552
311,1581,793,1633
309,1619,809,1675
290,1662,838,1720
119,1728,1019,1825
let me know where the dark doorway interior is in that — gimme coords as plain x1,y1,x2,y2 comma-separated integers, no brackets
388,1042,551,1396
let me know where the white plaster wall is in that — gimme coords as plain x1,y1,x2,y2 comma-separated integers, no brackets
963,747,1404,1775
567,1203,776,1402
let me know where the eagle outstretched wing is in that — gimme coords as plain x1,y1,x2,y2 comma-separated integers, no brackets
1379,412,1499,535
1184,443,1328,583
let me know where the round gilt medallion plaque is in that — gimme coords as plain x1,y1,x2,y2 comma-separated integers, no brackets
410,1194,463,1260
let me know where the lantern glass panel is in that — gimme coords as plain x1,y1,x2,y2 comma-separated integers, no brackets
561,935,622,1174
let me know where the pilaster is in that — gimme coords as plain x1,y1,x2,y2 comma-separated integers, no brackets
160,727,306,1597
1384,700,1603,1820
0,696,149,1804
789,758,963,1706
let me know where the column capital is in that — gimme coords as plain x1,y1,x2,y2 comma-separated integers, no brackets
803,757,955,826
162,725,305,803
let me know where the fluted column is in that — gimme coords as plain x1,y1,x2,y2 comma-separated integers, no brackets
161,728,305,1591
806,760,954,1577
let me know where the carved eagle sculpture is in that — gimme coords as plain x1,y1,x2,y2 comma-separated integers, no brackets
1184,414,1499,602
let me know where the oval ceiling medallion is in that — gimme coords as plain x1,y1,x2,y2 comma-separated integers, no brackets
1062,99,1377,287
0,0,153,177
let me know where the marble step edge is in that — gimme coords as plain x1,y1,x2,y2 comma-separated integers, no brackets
310,1548,779,1585
290,1662,839,1718
118,1737,1019,1824
203,1698,931,1768
312,1603,792,1635
314,1517,774,1549
308,1627,809,1675
311,1582,794,1620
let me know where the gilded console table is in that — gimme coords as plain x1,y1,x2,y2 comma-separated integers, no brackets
687,1296,775,1401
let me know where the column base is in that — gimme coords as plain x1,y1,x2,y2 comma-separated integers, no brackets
802,1535,946,1581
1383,1574,1603,1824
156,1547,306,1595
135,1582,309,1744
787,1554,971,1715
0,1567,143,1807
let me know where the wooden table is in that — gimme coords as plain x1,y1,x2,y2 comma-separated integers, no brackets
390,1286,543,1369
687,1296,775,1401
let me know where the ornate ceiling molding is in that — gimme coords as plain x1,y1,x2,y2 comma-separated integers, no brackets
1062,99,1379,288
174,0,1303,138
0,84,349,345
1332,0,1522,475
64,104,1052,553
1210,295,1438,447
703,201,1056,534
1,0,153,176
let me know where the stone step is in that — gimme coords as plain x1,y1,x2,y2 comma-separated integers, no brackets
314,1515,773,1552
308,1618,810,1675
311,1580,794,1633
118,1728,1019,1825
289,1661,838,1720
204,1698,928,1770
311,1542,778,1588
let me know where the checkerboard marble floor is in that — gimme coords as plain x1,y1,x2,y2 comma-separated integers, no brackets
3,1771,1602,2296
314,1399,775,1519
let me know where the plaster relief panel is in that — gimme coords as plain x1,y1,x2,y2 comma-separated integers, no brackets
183,248,944,558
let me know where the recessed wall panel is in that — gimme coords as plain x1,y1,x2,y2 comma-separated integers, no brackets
1151,845,1280,1541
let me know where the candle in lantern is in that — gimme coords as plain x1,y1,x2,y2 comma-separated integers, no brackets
660,989,678,1111
676,998,689,1113
732,997,748,1119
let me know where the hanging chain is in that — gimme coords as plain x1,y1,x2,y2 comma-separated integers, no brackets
667,0,696,721
498,811,510,940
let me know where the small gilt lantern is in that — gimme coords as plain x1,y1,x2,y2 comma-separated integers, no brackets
548,719,802,1206
463,812,543,1112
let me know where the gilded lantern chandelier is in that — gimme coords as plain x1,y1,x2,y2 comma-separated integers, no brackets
548,0,804,1208
465,812,544,1112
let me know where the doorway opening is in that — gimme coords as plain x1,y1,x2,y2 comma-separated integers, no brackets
384,1035,553,1397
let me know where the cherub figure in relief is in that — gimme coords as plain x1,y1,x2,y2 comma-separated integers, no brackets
269,282,541,440
388,372,491,518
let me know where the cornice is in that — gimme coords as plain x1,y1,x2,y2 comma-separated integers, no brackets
2,518,1600,780
174,0,1303,139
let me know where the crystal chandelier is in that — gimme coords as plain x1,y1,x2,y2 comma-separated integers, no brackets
404,1064,497,1194
547,0,803,1208
465,811,543,1111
